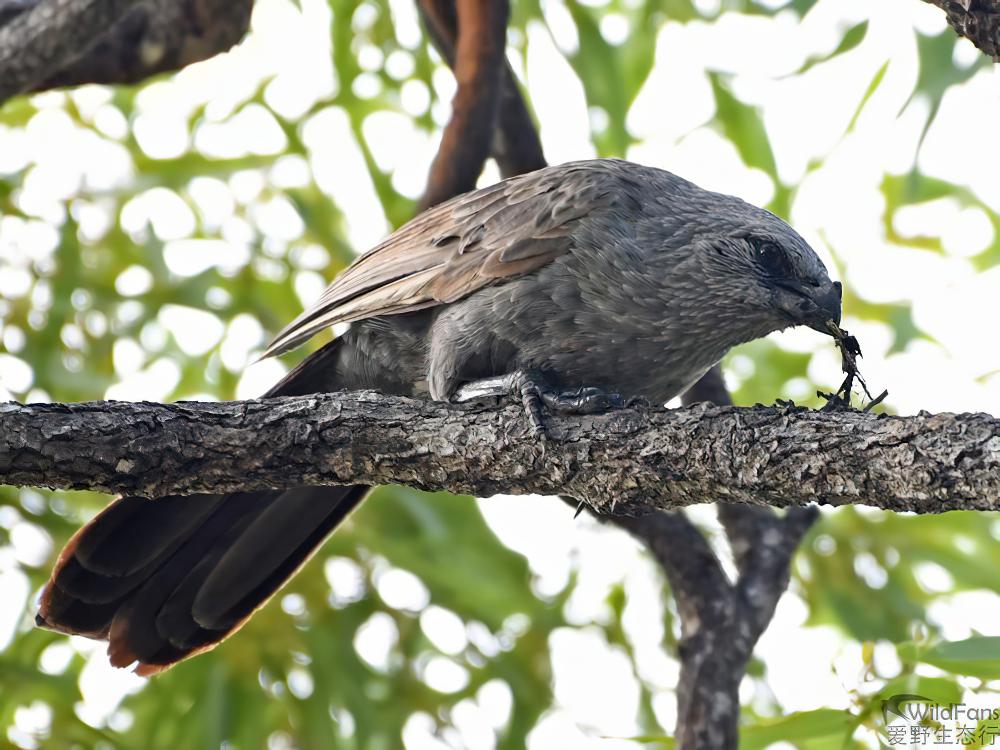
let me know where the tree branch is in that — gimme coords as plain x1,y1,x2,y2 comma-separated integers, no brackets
418,0,510,209
0,0,144,103
924,0,1000,60
683,366,819,636
417,0,546,178
732,504,817,636
600,365,819,748
41,0,252,90
2,394,997,512
610,510,741,748
0,0,252,105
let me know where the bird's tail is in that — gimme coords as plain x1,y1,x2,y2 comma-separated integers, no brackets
37,340,369,675
37,484,368,675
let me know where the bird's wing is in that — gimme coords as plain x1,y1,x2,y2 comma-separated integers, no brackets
262,162,623,358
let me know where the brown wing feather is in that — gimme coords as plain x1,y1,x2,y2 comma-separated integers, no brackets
261,161,623,358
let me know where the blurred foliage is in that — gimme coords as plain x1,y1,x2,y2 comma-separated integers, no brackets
1,0,999,748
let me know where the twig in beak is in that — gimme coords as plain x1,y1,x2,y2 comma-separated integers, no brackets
818,320,885,411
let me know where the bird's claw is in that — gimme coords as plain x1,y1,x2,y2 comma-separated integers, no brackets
450,371,547,436
453,370,638,438
513,372,547,438
538,386,627,415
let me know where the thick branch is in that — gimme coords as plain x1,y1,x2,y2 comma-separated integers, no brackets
0,0,144,103
0,0,251,105
924,0,1000,60
39,0,252,90
1,394,997,511
611,510,740,748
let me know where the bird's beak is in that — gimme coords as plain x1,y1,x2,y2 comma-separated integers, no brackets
772,280,842,335
808,280,843,333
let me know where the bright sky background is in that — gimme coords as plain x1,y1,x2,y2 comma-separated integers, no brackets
1,0,999,747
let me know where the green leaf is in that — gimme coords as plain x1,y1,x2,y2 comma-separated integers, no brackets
917,637,1000,680
881,171,1000,271
563,0,629,155
0,96,38,126
617,735,675,748
879,675,964,708
787,0,821,15
740,709,856,749
885,304,922,355
709,73,777,179
344,487,545,629
560,0,660,155
908,29,988,144
846,59,889,133
726,338,813,408
793,20,869,75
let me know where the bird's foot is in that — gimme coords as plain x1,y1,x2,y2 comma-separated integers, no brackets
537,386,633,414
452,370,635,437
451,370,547,436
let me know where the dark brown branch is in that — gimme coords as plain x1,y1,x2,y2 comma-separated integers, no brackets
418,0,546,178
418,0,510,208
2,394,998,512
681,365,732,408
924,0,1000,60
0,0,144,103
40,0,252,90
490,71,548,177
0,0,251,104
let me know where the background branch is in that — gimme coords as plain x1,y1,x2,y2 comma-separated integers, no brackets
924,0,1000,59
0,0,251,105
0,0,144,103
417,0,546,178
417,0,510,209
603,365,820,746
684,367,819,640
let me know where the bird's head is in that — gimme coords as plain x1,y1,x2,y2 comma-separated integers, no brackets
685,202,842,338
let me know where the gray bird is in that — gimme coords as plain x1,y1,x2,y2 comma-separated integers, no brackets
36,158,841,674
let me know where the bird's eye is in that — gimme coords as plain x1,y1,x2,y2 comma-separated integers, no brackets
754,240,794,279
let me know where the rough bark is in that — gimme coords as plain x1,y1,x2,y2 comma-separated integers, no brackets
924,0,1000,60
0,0,144,103
2,394,998,512
0,0,251,105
